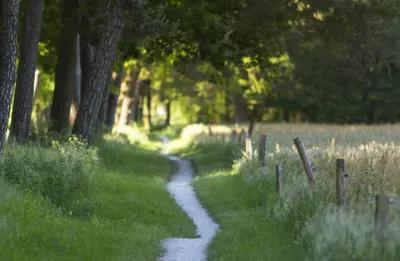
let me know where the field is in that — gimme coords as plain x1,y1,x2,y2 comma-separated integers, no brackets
1,123,400,260
176,123,400,260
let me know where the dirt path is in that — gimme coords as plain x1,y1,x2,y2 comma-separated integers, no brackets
159,139,219,261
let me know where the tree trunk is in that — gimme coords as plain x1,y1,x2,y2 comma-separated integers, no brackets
0,0,20,153
97,73,112,131
165,101,171,126
73,1,126,143
146,87,152,128
10,0,44,142
136,79,150,124
118,66,141,127
247,109,259,137
128,74,144,124
80,39,95,100
135,96,144,123
248,119,256,137
49,0,79,133
70,34,81,125
105,71,122,128
233,93,249,123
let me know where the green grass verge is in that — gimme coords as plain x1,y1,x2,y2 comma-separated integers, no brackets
0,139,195,260
186,141,307,261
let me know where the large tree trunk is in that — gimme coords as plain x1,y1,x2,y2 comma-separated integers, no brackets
10,0,44,142
0,0,20,154
105,71,122,128
70,35,82,125
73,1,126,143
80,40,95,100
97,73,112,131
118,67,141,127
49,0,79,133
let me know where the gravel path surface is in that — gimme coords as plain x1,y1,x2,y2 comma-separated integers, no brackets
159,139,219,261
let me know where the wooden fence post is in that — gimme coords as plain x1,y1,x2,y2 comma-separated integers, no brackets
245,133,253,159
276,164,283,196
294,137,316,185
258,135,267,166
336,159,346,206
375,195,391,242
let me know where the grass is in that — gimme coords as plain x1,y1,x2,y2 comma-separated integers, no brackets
0,131,195,260
185,141,307,260
177,123,400,260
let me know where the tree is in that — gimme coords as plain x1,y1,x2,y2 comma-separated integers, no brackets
105,71,122,128
118,62,142,127
49,0,79,133
73,0,127,142
0,0,20,154
10,0,45,142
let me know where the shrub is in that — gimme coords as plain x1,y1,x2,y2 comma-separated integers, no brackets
0,139,97,216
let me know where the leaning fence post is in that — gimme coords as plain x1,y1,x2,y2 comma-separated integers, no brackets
294,137,316,185
375,195,391,242
275,164,283,196
245,133,253,159
336,159,346,206
258,135,267,166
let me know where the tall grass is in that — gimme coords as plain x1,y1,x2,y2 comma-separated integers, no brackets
0,128,195,260
181,123,400,260
0,138,96,216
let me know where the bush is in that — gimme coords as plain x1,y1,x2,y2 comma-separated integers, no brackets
0,139,97,216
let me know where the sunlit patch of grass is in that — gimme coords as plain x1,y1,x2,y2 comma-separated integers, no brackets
0,135,195,260
189,151,306,260
180,123,400,260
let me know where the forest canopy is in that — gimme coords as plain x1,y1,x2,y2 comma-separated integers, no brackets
1,0,400,151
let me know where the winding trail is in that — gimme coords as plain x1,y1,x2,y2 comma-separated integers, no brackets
159,139,219,261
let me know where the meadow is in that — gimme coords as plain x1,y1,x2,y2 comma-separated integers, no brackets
0,128,195,260
176,123,400,260
1,123,400,260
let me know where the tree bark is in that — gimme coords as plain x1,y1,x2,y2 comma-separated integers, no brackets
118,66,141,127
79,39,94,100
73,1,126,143
0,0,20,153
135,96,144,123
97,73,112,131
10,0,44,142
69,34,81,125
233,93,249,123
146,86,152,128
49,0,79,133
105,71,122,128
